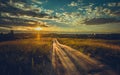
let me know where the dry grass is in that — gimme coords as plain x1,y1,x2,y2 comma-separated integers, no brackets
0,37,120,74
0,38,53,75
58,38,120,73
58,38,120,51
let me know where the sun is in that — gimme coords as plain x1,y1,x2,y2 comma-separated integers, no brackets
34,27,42,31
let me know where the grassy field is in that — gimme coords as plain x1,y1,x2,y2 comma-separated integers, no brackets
0,37,120,75
0,38,53,75
58,38,120,73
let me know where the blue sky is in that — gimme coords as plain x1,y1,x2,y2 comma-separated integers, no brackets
0,0,120,33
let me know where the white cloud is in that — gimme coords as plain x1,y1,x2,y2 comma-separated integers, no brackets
68,1,78,7
0,27,10,30
44,9,54,14
1,12,11,17
78,8,83,11
103,8,111,15
8,1,41,13
89,3,94,7
85,7,92,13
71,18,85,26
86,7,112,18
11,26,32,31
60,8,64,11
54,12,86,26
10,2,25,9
55,13,62,17
32,0,43,5
108,3,117,7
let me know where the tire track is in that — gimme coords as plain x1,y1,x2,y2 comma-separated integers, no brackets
52,39,118,75
52,40,80,75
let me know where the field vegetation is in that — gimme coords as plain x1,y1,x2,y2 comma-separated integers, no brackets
0,36,120,75
0,38,54,75
58,38,120,74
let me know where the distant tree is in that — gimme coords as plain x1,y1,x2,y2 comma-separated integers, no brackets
7,30,15,40
0,32,3,35
10,30,14,36
0,32,4,41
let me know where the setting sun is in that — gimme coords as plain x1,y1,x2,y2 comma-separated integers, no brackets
34,27,42,31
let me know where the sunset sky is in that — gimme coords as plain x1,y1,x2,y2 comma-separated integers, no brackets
0,0,120,33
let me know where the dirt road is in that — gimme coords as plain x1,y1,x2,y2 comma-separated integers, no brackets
52,39,117,75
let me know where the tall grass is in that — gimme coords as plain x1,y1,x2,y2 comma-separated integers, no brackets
58,38,120,73
0,38,53,75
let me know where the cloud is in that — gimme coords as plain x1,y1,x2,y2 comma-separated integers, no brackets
68,1,78,7
54,12,85,25
0,0,120,33
0,16,49,27
107,2,120,7
0,17,35,26
108,3,117,7
31,0,43,5
84,18,120,25
0,26,42,32
43,9,54,15
0,0,55,30
0,2,48,17
83,6,113,19
111,11,120,16
11,26,34,31
118,2,120,6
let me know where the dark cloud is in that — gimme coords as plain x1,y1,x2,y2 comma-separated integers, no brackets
0,0,49,18
112,11,120,16
0,0,120,33
0,0,27,4
0,0,52,28
0,17,35,26
84,18,120,25
0,2,49,18
0,17,49,27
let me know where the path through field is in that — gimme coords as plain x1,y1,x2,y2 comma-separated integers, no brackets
52,39,118,75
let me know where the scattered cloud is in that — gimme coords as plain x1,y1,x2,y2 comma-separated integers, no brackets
118,2,120,6
107,2,120,7
111,11,120,16
31,0,43,5
108,3,117,7
68,1,78,7
84,18,120,25
0,16,50,28
43,9,54,15
0,0,120,33
0,0,56,29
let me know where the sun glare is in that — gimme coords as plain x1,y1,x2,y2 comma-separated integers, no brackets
34,27,42,31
